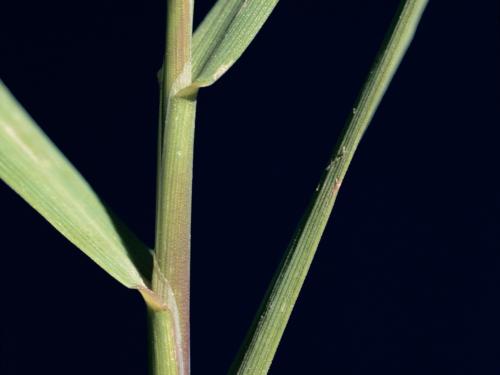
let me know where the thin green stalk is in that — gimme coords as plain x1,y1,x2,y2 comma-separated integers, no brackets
149,1,195,374
229,1,429,374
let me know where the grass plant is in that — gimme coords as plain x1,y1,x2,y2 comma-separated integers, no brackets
0,1,428,373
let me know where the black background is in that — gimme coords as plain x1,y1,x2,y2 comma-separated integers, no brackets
1,1,498,374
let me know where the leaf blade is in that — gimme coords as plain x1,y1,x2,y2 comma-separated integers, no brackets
229,1,429,374
0,82,152,289
191,0,279,88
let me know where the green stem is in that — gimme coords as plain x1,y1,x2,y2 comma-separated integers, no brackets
229,1,429,374
149,308,182,375
149,1,195,374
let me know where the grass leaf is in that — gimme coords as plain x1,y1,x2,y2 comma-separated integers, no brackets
191,0,279,88
229,1,429,374
0,82,152,289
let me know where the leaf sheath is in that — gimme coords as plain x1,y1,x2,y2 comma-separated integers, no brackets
150,0,195,374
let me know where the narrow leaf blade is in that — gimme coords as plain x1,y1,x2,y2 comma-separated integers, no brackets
230,1,429,374
192,0,279,87
0,82,152,289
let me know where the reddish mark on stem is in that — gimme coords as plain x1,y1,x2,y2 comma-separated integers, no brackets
333,178,342,195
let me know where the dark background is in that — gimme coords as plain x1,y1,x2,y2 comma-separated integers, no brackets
1,1,498,374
